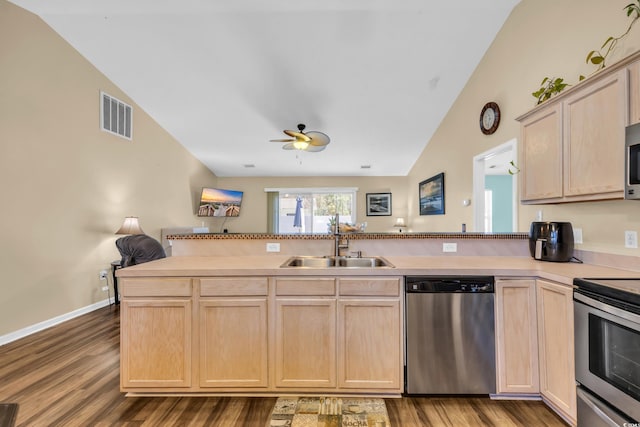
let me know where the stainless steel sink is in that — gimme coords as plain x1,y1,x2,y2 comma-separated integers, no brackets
280,256,394,268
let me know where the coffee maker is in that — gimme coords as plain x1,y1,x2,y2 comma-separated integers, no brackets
529,222,574,262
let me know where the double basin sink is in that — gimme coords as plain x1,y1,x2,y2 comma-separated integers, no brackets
280,255,394,268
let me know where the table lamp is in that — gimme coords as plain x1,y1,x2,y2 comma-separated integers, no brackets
115,216,145,235
394,217,406,233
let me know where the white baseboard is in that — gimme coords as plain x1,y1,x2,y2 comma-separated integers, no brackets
0,298,112,347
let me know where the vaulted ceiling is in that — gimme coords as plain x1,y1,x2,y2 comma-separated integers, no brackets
10,0,520,177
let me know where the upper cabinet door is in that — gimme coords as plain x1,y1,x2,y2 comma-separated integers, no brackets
520,103,564,202
563,70,627,198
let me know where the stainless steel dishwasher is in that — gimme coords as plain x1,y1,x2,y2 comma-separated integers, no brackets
405,276,496,394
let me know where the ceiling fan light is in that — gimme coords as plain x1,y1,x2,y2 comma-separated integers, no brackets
292,140,309,150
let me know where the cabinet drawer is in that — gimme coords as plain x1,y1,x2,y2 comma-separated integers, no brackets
339,277,401,296
200,277,268,296
275,278,336,296
120,278,192,297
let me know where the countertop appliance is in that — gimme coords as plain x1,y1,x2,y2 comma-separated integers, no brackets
405,276,495,394
573,277,640,425
529,221,574,262
625,122,640,200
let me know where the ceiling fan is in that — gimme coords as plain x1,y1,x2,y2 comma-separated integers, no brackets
270,123,330,152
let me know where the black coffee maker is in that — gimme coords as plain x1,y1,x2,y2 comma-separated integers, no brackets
529,222,574,262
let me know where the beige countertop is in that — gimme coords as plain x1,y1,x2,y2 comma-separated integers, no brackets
116,255,640,286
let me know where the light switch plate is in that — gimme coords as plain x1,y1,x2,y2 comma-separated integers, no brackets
442,243,457,253
266,242,281,252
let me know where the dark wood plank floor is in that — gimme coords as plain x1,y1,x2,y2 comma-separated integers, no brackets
0,306,567,426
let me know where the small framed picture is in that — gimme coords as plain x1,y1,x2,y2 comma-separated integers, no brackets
366,193,392,216
419,173,445,215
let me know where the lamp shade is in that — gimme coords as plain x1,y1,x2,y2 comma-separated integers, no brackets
394,217,406,233
115,216,145,235
394,217,406,227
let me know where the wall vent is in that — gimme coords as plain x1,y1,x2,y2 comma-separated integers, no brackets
100,91,132,140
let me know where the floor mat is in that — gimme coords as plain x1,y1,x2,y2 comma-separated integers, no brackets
0,404,18,427
267,396,390,427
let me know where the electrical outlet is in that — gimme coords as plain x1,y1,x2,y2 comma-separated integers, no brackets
573,228,583,244
266,242,280,252
99,270,108,280
625,230,638,248
442,243,457,253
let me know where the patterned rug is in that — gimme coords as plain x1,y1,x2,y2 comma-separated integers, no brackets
267,396,390,427
0,403,18,427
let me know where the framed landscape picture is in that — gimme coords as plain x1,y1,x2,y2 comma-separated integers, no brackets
419,173,445,215
366,193,392,216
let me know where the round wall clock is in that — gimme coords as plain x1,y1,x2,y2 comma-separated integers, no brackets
480,102,500,135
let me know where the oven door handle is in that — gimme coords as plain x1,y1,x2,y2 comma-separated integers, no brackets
577,387,630,426
574,292,640,324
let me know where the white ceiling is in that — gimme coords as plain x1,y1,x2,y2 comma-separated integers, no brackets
10,0,520,177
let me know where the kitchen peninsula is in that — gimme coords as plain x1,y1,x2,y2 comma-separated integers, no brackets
116,233,640,425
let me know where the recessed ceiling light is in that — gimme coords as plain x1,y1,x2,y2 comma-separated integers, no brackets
361,165,371,169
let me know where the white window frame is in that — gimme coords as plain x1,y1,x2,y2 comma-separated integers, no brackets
265,187,358,234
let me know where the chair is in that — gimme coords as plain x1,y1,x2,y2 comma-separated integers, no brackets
115,234,166,267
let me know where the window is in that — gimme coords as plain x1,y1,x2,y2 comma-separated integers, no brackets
266,188,357,234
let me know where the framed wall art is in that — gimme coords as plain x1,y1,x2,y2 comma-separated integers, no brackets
366,193,392,216
419,173,445,215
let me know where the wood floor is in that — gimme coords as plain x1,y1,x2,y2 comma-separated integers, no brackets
0,305,567,427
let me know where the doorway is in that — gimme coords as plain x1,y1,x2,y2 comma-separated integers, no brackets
472,139,518,232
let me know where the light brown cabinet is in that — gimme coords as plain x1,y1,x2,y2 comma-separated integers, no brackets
518,58,631,204
494,278,539,395
275,297,337,388
274,277,337,389
120,275,402,395
337,278,402,390
536,279,576,425
198,277,269,389
273,276,403,393
563,70,626,198
520,103,563,201
120,278,193,389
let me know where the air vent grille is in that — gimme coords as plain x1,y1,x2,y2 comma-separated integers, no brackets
100,91,132,139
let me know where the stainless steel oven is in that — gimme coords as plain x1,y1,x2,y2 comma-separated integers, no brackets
574,278,640,425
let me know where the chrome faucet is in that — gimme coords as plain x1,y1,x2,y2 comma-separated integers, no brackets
333,213,349,256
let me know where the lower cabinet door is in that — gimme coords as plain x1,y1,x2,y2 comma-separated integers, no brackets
199,298,268,388
120,299,192,388
537,279,577,424
495,278,539,394
337,299,402,390
275,298,337,388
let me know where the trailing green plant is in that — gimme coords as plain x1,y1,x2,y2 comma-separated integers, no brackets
582,1,640,79
532,77,570,105
508,160,521,175
532,1,640,104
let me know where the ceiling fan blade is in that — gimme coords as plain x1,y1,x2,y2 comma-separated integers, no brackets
283,130,311,142
305,144,326,152
282,143,297,150
305,131,330,147
270,138,295,142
